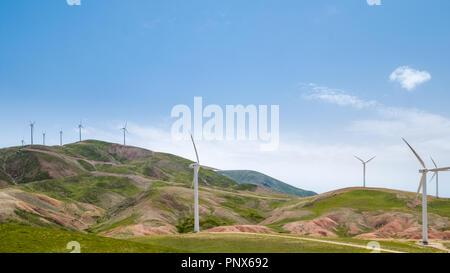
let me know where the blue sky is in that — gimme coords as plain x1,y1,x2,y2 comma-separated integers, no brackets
1,0,450,196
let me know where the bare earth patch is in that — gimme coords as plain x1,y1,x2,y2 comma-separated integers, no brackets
204,225,275,234
100,223,176,238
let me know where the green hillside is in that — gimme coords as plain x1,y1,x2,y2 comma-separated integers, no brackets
0,224,178,253
217,170,316,197
1,224,444,253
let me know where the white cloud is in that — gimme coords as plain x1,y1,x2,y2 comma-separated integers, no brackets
350,107,450,139
366,0,382,6
389,66,431,91
303,83,377,109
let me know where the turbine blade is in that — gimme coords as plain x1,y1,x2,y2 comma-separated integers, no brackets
430,157,438,168
354,155,365,163
429,172,436,183
416,173,426,197
365,156,376,164
429,167,450,172
190,134,200,164
402,138,426,169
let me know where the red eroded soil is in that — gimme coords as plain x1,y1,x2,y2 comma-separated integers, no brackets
100,224,176,237
204,225,275,233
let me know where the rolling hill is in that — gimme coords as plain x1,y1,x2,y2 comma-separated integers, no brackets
0,140,301,237
0,140,449,253
217,170,316,197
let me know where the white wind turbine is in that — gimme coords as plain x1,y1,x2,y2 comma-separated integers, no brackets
402,138,450,245
121,122,128,146
78,120,84,142
354,155,376,188
29,121,35,145
189,134,200,233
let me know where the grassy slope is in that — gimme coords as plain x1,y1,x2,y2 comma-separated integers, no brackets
21,174,141,205
0,224,179,253
218,170,316,197
131,232,446,253
267,188,450,235
0,224,444,253
132,233,373,253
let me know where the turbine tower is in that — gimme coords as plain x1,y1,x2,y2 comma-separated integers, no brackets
189,134,200,233
430,157,440,198
402,138,450,245
354,155,376,187
60,130,63,146
29,121,35,145
21,140,25,147
121,122,128,146
78,120,84,142
42,132,46,146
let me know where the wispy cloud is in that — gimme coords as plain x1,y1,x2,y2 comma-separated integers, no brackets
304,83,450,141
389,66,431,91
303,83,377,109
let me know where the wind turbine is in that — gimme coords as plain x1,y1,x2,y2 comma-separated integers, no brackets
189,134,200,233
42,132,46,145
60,130,63,146
21,140,25,147
78,120,84,142
29,121,35,145
402,138,450,245
121,122,128,146
354,155,376,188
429,157,440,198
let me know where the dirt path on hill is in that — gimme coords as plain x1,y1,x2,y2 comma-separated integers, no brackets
425,242,450,253
21,148,134,167
207,232,404,253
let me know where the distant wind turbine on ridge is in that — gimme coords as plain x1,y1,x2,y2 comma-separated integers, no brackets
189,133,200,233
21,140,25,147
121,122,128,146
78,120,84,142
29,121,35,145
354,155,376,188
42,132,46,146
402,138,450,245
60,130,63,146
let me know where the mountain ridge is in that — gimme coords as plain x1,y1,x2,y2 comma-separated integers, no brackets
217,170,316,197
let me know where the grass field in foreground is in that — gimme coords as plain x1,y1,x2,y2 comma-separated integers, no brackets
132,233,448,253
280,234,446,253
0,224,178,253
0,224,446,253
131,233,379,253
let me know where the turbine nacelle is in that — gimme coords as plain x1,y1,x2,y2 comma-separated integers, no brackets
189,163,200,168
